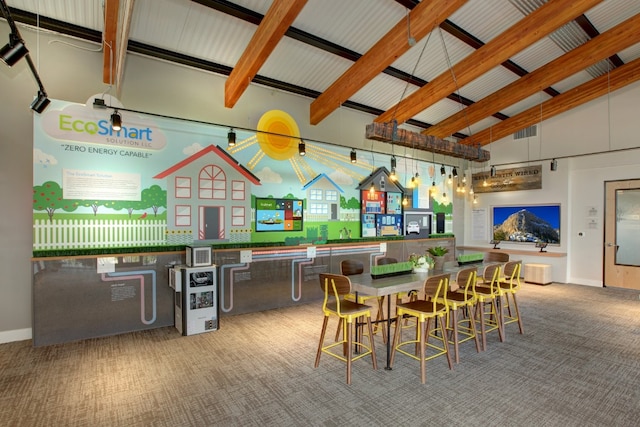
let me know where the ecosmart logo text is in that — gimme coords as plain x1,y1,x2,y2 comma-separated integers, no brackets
41,105,167,150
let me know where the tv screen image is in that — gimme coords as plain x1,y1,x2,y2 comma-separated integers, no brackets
255,198,303,232
492,204,560,244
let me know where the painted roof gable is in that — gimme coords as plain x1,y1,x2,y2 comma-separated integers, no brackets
301,173,344,192
153,144,260,185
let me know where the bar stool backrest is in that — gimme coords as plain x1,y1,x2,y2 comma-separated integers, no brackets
456,267,477,299
423,273,451,304
340,259,364,276
484,251,510,263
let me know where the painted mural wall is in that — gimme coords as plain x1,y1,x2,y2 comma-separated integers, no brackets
33,99,453,251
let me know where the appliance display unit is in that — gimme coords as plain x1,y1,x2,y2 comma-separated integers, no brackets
171,264,219,336
186,245,212,267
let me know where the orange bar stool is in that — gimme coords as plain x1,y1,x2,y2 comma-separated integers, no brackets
314,273,378,384
389,273,453,384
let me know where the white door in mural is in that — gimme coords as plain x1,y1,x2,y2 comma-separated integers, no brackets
604,179,640,290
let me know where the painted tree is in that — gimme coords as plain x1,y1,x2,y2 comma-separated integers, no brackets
33,181,79,221
111,199,145,218
140,185,166,217
79,199,107,216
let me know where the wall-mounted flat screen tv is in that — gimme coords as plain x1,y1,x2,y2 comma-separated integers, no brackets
255,198,303,232
492,204,560,244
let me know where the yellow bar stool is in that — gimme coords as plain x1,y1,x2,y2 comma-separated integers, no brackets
435,267,481,363
314,273,377,384
335,259,387,344
389,273,453,384
474,263,505,351
498,261,524,335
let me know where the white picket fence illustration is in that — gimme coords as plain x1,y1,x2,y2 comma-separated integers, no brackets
33,219,167,250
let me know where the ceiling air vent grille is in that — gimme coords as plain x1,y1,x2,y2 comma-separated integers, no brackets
514,125,537,140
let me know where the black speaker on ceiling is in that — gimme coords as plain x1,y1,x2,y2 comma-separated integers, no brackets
436,212,445,234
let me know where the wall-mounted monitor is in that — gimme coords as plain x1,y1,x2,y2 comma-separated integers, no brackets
255,198,303,232
492,204,560,244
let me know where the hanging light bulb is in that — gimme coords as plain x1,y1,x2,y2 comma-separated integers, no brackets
469,187,474,195
431,180,437,194
402,196,408,206
390,168,397,181
461,185,466,194
414,172,420,184
462,174,467,184
473,196,478,204
448,174,452,185
483,178,488,187
369,182,375,194
442,192,447,202
110,110,122,131
227,128,236,147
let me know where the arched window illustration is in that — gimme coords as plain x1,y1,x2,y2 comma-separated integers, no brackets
199,165,226,199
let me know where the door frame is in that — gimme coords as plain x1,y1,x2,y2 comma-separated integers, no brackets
603,179,640,290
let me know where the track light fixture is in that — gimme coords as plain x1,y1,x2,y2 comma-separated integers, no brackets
440,165,446,176
227,128,236,147
350,149,356,163
452,166,458,178
390,155,397,170
111,110,122,131
490,165,496,177
298,139,306,156
30,90,50,113
0,33,27,66
550,158,558,171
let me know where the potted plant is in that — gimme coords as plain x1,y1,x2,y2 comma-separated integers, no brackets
427,246,449,270
409,253,434,272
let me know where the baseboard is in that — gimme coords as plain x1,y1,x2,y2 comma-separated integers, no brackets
568,278,603,287
0,328,32,344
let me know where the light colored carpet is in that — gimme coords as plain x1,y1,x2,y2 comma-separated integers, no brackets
1,283,640,426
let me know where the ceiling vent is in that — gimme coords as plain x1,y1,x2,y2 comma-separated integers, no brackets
514,124,537,140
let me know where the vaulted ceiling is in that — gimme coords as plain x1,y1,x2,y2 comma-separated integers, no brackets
4,0,640,149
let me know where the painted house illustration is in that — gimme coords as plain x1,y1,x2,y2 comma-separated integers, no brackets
301,173,344,222
154,144,260,244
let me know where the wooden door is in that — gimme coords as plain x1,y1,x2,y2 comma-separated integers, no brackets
604,179,640,289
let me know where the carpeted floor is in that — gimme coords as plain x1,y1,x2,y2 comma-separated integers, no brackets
1,282,639,426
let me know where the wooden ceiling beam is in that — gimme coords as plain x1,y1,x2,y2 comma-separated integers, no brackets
426,12,640,138
225,0,308,108
460,56,640,147
102,0,133,96
375,0,604,126
102,0,119,86
309,0,467,125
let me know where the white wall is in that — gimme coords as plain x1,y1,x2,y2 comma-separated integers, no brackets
461,80,640,286
2,21,640,342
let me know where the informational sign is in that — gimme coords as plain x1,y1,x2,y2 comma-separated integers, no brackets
472,165,542,193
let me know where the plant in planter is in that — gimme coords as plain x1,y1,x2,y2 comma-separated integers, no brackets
427,246,449,270
409,253,435,272
427,246,449,257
